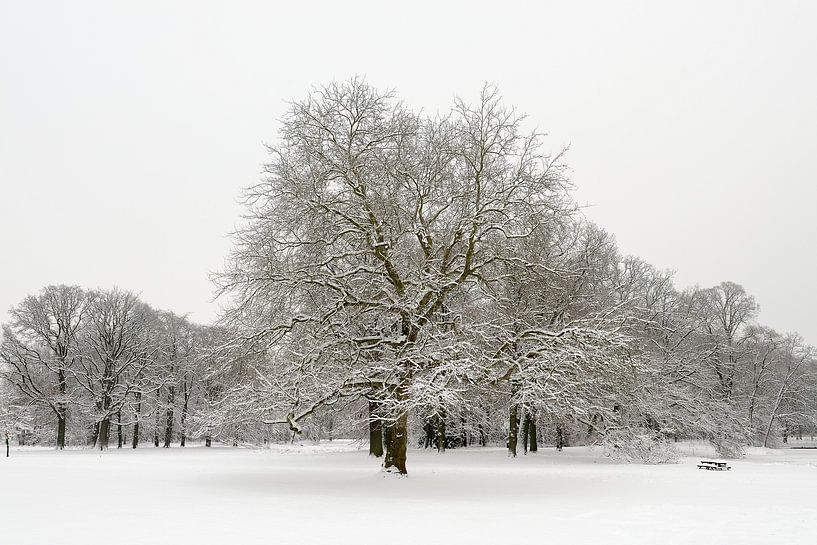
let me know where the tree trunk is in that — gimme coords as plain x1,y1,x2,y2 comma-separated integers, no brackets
383,383,409,474
556,422,565,451
100,363,114,451
437,411,446,453
98,418,110,450
205,436,212,447
384,412,408,474
56,413,67,450
478,423,487,446
180,390,190,447
163,384,175,448
154,387,162,447
460,415,467,447
508,403,519,457
763,384,788,447
528,411,538,453
368,401,384,457
91,421,100,447
117,410,123,448
522,411,530,455
56,369,67,450
423,420,434,448
5,432,8,457
132,392,142,448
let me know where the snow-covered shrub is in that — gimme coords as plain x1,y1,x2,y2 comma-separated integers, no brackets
710,435,746,458
603,428,679,464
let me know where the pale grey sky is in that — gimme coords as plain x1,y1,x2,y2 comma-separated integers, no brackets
1,1,815,343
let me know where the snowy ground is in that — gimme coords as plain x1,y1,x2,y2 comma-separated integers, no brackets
2,441,817,544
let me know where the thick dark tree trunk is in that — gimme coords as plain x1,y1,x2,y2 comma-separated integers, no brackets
368,401,384,457
528,411,538,453
478,423,487,446
205,436,212,447
383,382,409,474
508,379,521,457
56,369,67,449
460,415,467,447
98,418,110,450
163,384,175,448
56,413,67,450
384,412,408,474
508,403,519,457
5,432,8,457
522,411,530,455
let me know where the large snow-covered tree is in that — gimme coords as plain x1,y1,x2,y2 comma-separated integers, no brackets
217,79,576,473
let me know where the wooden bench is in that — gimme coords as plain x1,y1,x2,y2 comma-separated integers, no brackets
697,460,731,471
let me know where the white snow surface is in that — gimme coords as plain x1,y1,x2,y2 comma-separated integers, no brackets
2,441,817,544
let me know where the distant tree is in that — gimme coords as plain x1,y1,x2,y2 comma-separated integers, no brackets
761,334,813,447
742,326,783,440
152,312,199,448
76,288,154,450
0,381,33,457
697,282,758,400
0,285,89,449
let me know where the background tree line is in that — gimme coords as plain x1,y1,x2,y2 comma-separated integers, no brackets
0,286,234,450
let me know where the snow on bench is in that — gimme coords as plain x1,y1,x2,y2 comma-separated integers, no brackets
697,460,731,471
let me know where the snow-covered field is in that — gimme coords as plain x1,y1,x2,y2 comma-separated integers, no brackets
2,442,817,544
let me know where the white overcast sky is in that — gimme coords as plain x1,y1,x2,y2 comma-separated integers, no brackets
1,1,816,343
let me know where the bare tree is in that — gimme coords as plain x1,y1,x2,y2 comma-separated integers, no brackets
0,285,89,449
77,289,154,450
761,334,813,447
152,312,198,448
697,282,758,400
